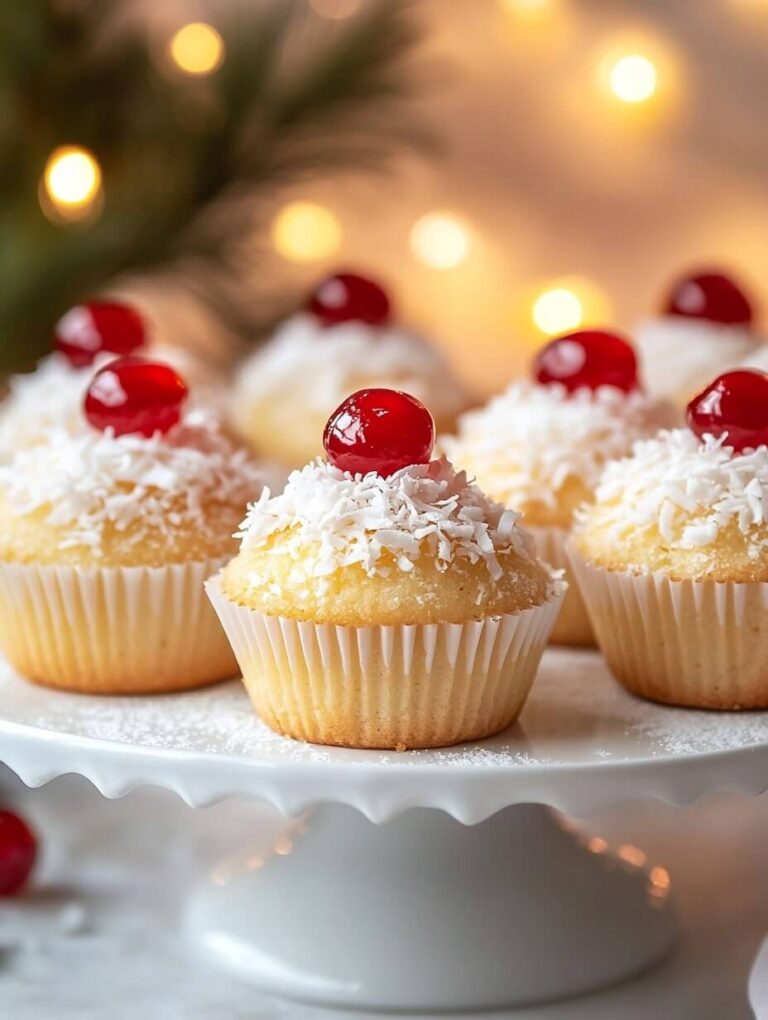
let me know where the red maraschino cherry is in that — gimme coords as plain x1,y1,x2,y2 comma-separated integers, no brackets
55,300,147,368
686,369,768,452
0,810,37,896
84,356,188,437
307,271,391,328
533,329,639,394
664,270,754,327
323,388,434,477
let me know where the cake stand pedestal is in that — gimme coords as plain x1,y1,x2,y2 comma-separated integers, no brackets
0,647,766,1014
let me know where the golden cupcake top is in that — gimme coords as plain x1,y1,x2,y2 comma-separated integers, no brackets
0,355,265,567
573,369,768,582
443,330,670,528
224,387,561,625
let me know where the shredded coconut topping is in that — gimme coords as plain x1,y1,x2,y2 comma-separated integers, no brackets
236,458,531,581
634,316,762,402
233,313,467,423
590,429,768,551
442,381,667,508
0,413,265,554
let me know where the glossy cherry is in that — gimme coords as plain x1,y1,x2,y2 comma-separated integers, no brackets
55,300,147,368
533,329,639,394
323,388,434,477
664,270,753,327
686,369,768,452
0,810,37,896
84,356,188,437
307,271,391,328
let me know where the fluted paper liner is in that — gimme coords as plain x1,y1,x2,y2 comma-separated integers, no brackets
0,559,237,694
568,547,768,709
528,525,594,647
205,575,563,749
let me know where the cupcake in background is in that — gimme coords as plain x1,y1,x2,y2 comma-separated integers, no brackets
634,268,762,407
442,330,674,647
0,355,267,694
208,387,564,749
230,270,470,469
570,368,768,709
0,299,224,460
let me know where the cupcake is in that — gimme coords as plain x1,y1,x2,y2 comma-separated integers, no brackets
0,299,222,460
569,368,768,709
0,355,266,694
231,270,470,468
207,387,564,749
634,268,762,407
442,329,672,646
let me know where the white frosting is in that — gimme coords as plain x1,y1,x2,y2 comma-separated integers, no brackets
737,344,768,373
236,458,532,581
0,349,225,462
0,412,265,555
590,429,768,553
634,316,762,403
442,381,667,508
233,313,468,424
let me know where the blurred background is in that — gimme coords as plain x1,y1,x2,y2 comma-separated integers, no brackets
2,0,767,394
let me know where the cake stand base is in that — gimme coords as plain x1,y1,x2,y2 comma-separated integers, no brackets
185,804,676,1012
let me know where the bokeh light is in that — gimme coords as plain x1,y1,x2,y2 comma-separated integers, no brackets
410,212,471,270
271,201,343,263
309,0,361,18
41,146,102,220
608,54,658,103
168,23,225,76
532,287,583,335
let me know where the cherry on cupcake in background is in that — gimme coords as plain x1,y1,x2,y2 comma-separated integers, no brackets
570,367,768,709
0,809,37,896
0,355,269,696
230,268,470,470
633,267,763,408
442,328,675,647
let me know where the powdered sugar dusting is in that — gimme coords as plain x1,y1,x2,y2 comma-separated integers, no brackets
0,414,265,555
233,313,468,425
589,429,768,553
0,648,764,766
442,381,667,508
236,457,531,581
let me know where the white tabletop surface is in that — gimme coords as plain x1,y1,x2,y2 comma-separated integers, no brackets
0,767,765,1019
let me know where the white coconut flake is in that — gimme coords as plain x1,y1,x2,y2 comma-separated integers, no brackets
442,381,668,508
232,313,468,424
589,428,768,552
236,457,532,581
0,413,266,555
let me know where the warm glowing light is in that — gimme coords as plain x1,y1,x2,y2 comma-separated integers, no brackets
608,54,658,103
168,23,225,76
271,201,342,263
410,212,470,270
618,844,648,868
588,836,608,854
274,835,294,856
649,866,671,890
309,0,361,17
532,287,583,335
42,146,102,218
501,0,555,16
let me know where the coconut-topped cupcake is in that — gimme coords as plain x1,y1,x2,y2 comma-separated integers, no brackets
443,329,672,645
635,268,762,407
570,369,768,708
0,299,223,460
231,270,469,468
209,387,563,749
0,355,267,694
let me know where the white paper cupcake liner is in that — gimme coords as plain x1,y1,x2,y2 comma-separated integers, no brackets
528,525,594,647
206,575,563,749
568,547,768,709
0,558,237,694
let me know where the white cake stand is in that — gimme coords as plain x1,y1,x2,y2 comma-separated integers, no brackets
1,647,767,1014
